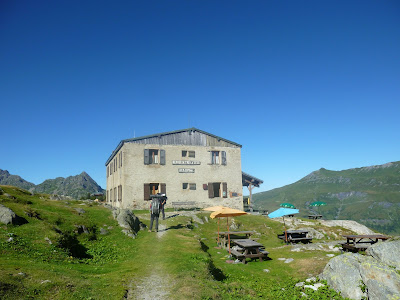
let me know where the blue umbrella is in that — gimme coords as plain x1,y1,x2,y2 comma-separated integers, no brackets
269,208,299,243
268,208,299,218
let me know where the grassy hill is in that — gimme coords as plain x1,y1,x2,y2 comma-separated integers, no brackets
253,161,400,235
0,185,350,299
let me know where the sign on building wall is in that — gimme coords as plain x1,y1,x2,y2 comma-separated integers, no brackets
178,168,195,173
172,160,201,165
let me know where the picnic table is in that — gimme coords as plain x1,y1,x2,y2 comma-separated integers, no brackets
341,234,390,252
277,230,312,244
216,231,255,249
308,215,323,220
230,239,269,264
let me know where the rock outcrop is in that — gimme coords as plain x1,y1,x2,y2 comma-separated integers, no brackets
112,208,142,238
321,240,400,300
0,204,28,225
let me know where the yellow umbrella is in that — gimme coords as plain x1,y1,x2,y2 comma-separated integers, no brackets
203,206,230,246
210,208,248,255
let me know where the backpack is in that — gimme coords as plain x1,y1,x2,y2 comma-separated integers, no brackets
151,198,160,215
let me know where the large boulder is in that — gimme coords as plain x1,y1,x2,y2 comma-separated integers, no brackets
320,253,367,299
359,256,400,300
321,241,400,300
112,208,141,237
0,204,27,225
366,240,400,270
0,203,16,224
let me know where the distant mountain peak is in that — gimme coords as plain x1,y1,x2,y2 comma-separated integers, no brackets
0,169,104,199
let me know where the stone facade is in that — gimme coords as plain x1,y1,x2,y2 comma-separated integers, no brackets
106,128,244,210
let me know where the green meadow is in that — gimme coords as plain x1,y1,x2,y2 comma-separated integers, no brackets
0,185,348,299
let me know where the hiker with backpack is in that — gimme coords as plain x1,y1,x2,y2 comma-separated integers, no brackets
149,195,161,232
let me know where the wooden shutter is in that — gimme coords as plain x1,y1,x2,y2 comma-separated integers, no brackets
160,149,166,165
221,151,227,165
144,149,150,165
161,183,166,194
144,183,150,200
208,183,214,198
222,182,227,198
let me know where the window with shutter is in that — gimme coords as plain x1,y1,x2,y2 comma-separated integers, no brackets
160,150,165,165
144,183,150,200
161,183,166,194
208,183,214,198
222,182,227,198
221,151,227,165
144,149,150,165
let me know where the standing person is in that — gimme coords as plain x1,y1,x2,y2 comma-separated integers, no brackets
149,196,160,232
159,193,167,220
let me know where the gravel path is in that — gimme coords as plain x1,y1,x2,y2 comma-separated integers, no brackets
125,223,171,299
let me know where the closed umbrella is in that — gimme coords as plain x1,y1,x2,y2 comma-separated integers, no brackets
269,208,299,244
210,208,248,255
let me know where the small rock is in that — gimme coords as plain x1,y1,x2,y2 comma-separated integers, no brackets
100,228,109,235
306,277,316,282
41,280,51,284
300,291,308,298
304,283,324,291
285,258,294,263
74,208,85,214
7,237,14,242
278,258,286,261
295,282,304,287
263,269,270,273
16,272,27,277
44,237,52,244
326,254,335,257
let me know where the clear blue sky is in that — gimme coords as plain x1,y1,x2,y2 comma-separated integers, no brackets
1,1,399,194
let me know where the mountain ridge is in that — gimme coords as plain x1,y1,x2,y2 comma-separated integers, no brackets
0,169,104,199
253,161,400,235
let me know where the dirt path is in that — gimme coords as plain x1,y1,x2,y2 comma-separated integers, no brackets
126,223,172,300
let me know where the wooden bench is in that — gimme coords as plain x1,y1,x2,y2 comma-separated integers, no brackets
171,201,196,211
308,215,323,220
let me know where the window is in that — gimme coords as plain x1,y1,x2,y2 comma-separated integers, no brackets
208,182,227,198
183,183,196,190
107,190,109,202
210,151,226,165
144,149,166,165
107,166,109,178
182,150,195,158
114,188,117,202
118,185,122,202
144,183,166,200
211,151,219,164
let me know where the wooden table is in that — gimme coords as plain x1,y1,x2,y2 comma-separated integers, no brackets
308,215,323,219
341,234,390,252
230,239,269,264
216,231,255,249
277,230,312,244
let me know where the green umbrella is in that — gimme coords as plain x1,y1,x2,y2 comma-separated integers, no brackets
310,201,327,214
280,203,296,209
310,201,327,207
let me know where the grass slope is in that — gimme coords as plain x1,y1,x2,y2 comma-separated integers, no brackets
253,161,400,235
1,185,349,299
